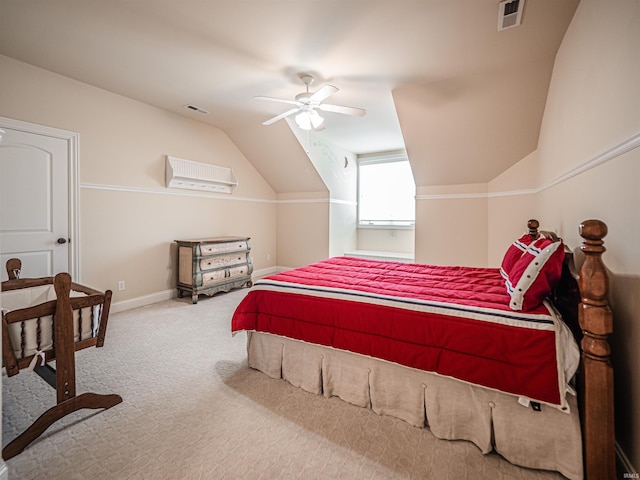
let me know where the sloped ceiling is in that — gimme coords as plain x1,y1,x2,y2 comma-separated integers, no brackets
0,0,579,190
396,55,555,185
225,120,327,195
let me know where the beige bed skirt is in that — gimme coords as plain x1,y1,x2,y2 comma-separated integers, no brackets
246,331,583,480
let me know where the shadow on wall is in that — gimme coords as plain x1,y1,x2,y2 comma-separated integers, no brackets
608,272,640,472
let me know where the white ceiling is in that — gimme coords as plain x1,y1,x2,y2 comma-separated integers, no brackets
0,0,579,188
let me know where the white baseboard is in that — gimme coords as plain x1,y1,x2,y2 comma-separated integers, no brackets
254,266,278,278
0,461,8,480
110,266,278,313
110,289,175,313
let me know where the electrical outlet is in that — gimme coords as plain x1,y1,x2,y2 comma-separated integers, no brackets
118,280,125,291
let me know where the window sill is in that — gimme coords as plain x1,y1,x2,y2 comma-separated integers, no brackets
344,250,415,263
357,224,415,230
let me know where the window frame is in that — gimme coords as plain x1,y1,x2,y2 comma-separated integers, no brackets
357,151,416,229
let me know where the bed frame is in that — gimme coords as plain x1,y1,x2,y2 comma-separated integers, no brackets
244,219,616,479
1,259,123,460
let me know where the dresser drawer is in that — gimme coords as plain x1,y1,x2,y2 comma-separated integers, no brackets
202,269,228,285
201,264,250,285
199,240,249,256
200,253,246,271
228,265,249,278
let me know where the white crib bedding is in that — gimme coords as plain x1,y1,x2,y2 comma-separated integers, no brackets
1,284,98,360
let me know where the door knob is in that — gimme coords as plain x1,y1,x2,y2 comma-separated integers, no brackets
57,237,68,244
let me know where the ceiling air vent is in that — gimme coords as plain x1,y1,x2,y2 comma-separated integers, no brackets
498,0,525,31
184,104,209,115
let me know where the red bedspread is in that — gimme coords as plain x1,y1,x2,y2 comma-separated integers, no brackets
231,257,579,409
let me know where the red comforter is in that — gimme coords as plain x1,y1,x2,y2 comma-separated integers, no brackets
231,257,579,409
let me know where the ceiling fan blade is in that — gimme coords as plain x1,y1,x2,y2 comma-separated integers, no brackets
255,95,300,106
262,107,301,126
310,84,339,103
319,103,366,117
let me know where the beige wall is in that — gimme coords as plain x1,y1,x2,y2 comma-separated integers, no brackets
414,184,488,267
487,0,640,470
356,228,414,255
487,150,540,266
0,54,277,306
276,192,330,269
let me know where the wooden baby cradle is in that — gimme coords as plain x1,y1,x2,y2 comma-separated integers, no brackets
1,258,122,460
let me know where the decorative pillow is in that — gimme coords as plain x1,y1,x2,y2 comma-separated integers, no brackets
506,237,564,311
500,233,536,280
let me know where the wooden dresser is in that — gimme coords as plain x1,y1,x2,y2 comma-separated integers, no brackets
175,237,253,304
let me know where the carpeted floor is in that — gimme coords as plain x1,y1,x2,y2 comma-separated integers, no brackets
3,289,564,479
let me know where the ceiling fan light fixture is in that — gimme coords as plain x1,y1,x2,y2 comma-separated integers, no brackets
295,110,324,130
257,74,364,128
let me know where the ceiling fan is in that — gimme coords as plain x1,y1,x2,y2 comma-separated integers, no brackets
256,74,366,130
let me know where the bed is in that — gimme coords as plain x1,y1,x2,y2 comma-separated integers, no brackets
231,219,614,480
1,258,122,460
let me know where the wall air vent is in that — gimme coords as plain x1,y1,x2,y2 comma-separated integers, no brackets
498,0,525,31
165,155,237,193
184,104,209,115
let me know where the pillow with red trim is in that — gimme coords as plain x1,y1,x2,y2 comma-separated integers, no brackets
500,234,536,280
505,237,564,311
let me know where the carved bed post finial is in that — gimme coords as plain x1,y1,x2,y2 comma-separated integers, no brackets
578,219,615,480
527,219,540,239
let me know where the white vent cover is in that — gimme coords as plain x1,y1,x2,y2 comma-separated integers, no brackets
183,104,209,115
498,0,524,31
165,155,237,193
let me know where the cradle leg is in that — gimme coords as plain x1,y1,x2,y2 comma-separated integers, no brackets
2,392,123,460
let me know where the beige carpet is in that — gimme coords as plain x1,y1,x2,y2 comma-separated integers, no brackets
3,288,565,480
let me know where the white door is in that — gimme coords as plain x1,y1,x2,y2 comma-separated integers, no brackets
0,125,72,280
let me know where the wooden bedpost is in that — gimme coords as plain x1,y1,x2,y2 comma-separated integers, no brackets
578,219,615,480
527,219,540,239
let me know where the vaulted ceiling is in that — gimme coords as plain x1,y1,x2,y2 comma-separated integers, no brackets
0,0,579,189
